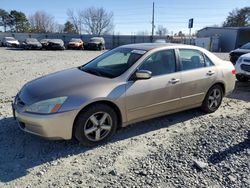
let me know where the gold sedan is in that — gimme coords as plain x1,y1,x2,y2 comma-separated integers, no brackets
67,38,84,50
12,43,236,146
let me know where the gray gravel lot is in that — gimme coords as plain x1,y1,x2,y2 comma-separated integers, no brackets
0,48,249,187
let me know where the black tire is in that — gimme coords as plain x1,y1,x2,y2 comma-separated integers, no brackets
201,85,223,113
236,74,249,82
74,104,118,147
98,44,103,51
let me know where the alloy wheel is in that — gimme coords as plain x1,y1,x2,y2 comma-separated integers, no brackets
84,112,112,142
208,88,222,110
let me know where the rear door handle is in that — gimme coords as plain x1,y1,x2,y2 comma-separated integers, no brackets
207,70,215,76
169,78,180,84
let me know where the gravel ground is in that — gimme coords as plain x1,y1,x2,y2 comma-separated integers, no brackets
0,48,249,188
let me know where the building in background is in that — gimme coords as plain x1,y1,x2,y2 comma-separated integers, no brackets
197,27,250,52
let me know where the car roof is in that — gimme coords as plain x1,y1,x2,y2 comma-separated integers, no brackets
91,37,104,40
120,43,191,51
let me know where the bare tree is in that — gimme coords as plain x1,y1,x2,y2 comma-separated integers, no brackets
54,23,64,33
156,25,168,36
29,11,55,33
67,9,82,34
67,7,114,35
80,7,114,35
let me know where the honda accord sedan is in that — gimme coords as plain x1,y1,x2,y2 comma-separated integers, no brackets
12,43,236,146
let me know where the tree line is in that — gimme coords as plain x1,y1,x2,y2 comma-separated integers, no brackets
0,7,114,35
0,6,249,35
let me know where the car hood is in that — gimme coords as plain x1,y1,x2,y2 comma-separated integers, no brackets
19,68,116,105
69,42,79,45
88,42,100,44
6,40,19,44
41,41,49,44
240,52,250,58
49,40,64,45
230,48,250,54
26,42,41,46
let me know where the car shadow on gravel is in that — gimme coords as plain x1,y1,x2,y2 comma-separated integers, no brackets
208,131,250,164
5,48,24,51
227,81,250,102
0,108,205,182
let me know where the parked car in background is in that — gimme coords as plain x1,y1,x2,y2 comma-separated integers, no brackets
1,37,20,47
22,38,42,50
86,37,105,50
235,53,250,82
40,39,50,49
229,42,250,65
12,43,235,146
46,39,65,50
154,39,167,43
67,38,84,50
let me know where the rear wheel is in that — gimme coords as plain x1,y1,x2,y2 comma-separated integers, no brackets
74,104,118,147
201,85,223,113
236,74,249,82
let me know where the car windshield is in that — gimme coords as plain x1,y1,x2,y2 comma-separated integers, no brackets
80,48,146,78
90,38,101,42
154,39,166,43
26,38,38,42
240,43,250,49
70,39,81,42
41,39,50,42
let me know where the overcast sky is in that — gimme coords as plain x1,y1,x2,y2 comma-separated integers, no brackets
1,0,249,35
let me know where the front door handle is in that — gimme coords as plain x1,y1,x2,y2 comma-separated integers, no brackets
169,78,180,84
207,70,215,76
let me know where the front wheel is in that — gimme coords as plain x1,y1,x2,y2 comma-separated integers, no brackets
236,74,249,82
74,104,118,147
201,85,223,113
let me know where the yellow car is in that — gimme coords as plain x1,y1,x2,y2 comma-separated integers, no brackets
67,38,84,50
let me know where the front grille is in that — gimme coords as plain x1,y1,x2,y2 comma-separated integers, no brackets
243,59,250,63
241,64,250,72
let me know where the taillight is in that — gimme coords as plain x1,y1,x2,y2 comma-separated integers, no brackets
232,69,236,75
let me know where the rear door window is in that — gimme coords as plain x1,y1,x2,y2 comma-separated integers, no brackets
179,49,206,71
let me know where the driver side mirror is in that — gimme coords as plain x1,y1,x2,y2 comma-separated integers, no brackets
135,70,152,80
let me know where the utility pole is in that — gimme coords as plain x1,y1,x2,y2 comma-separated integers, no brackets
189,27,191,45
151,2,155,42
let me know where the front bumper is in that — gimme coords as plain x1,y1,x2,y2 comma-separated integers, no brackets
48,44,65,50
6,43,19,47
13,105,77,140
68,44,82,49
87,44,99,50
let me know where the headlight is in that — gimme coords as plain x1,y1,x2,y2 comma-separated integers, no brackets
25,97,68,114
